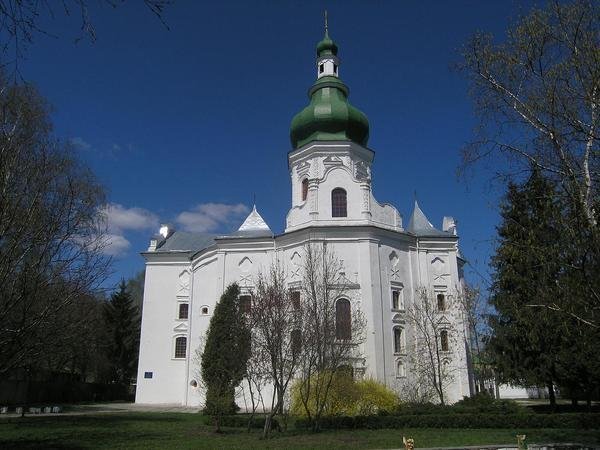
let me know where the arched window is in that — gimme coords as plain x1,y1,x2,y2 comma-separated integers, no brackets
440,330,449,352
174,336,187,359
301,178,309,201
393,326,403,353
396,360,406,378
335,298,351,340
331,188,347,217
437,293,446,311
200,306,209,315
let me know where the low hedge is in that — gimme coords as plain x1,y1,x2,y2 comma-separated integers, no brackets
201,414,278,430
392,397,525,416
295,413,600,430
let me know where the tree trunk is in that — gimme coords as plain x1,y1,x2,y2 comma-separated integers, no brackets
262,413,273,439
585,389,592,411
213,415,221,433
21,368,30,418
547,382,556,411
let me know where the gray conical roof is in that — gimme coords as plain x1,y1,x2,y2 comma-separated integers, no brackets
238,205,271,232
407,201,450,237
218,205,273,239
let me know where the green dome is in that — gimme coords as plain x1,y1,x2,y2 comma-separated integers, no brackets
290,34,370,149
316,30,338,56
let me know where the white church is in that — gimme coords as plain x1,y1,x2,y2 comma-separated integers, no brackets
135,27,473,406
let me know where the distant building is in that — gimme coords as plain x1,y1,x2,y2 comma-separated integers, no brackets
135,27,472,406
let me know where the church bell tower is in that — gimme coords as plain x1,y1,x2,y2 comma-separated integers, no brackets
285,20,402,233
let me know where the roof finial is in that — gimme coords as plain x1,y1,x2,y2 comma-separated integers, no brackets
324,10,329,36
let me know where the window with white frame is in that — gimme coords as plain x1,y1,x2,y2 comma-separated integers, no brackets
178,303,189,320
393,326,404,354
391,287,404,310
239,295,252,314
437,292,446,311
396,360,406,378
174,336,187,359
440,329,449,352
335,298,351,340
290,290,301,311
301,178,309,202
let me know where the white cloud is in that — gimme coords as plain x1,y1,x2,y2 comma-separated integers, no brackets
176,203,249,232
100,233,131,257
96,203,160,258
69,136,91,151
101,203,159,233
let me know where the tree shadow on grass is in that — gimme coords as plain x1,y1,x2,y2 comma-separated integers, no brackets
0,439,83,450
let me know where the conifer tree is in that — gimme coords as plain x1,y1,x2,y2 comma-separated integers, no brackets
201,283,251,431
104,280,140,386
488,168,564,408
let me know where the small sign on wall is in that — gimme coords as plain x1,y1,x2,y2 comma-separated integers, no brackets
144,372,153,379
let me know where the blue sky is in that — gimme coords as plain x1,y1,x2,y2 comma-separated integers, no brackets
20,1,539,291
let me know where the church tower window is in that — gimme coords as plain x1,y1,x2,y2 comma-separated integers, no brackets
331,188,347,217
335,298,351,340
301,178,309,201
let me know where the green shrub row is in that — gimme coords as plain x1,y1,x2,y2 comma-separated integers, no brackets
201,414,278,429
295,413,600,430
392,400,524,416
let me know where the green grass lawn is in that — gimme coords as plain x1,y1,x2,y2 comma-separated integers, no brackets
0,413,599,449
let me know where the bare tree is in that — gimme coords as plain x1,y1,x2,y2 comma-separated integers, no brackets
240,338,268,432
458,285,494,396
406,287,465,405
248,261,301,438
0,0,172,79
0,78,110,377
297,242,366,431
459,1,600,326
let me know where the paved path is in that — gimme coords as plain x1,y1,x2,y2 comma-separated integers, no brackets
0,402,200,418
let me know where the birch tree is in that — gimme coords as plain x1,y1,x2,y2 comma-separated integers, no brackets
407,287,463,405
460,0,600,326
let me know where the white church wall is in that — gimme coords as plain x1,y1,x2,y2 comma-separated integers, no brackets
377,240,414,389
184,244,276,407
136,262,190,404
